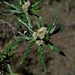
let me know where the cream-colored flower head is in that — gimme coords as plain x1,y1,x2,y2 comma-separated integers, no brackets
32,27,47,40
32,27,47,46
32,32,37,40
37,27,47,39
36,40,44,46
22,2,30,11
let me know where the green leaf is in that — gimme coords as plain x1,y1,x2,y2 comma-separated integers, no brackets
37,21,40,29
4,2,20,10
13,35,32,41
0,53,6,62
48,43,66,56
23,9,32,29
48,43,60,53
52,44,61,53
18,0,22,6
47,43,53,50
31,0,43,8
51,25,65,35
39,16,44,27
37,16,44,29
8,9,22,14
4,39,24,54
49,26,56,34
59,25,65,31
52,44,66,56
7,64,17,75
16,21,21,29
48,10,59,34
35,7,42,11
20,41,35,64
30,7,42,13
38,46,46,71
17,17,33,33
0,54,6,59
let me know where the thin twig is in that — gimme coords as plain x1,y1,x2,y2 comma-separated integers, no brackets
0,19,25,36
0,11,12,16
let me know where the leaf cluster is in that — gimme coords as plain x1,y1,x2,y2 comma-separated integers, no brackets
0,0,66,73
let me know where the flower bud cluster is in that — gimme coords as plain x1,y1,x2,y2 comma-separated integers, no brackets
32,27,47,46
22,2,30,11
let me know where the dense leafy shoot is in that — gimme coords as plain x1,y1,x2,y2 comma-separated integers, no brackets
0,0,66,74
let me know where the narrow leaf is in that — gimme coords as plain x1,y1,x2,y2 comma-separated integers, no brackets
23,9,32,29
48,43,66,57
17,17,33,33
0,54,6,59
8,9,22,14
18,0,22,6
39,16,44,27
7,64,17,74
20,41,35,64
38,46,46,71
13,35,32,41
52,45,61,53
58,25,65,31
4,39,24,54
31,0,43,8
47,43,53,50
51,25,65,35
48,10,59,34
30,13,39,17
4,2,20,10
30,7,42,13
37,21,40,29
49,26,56,34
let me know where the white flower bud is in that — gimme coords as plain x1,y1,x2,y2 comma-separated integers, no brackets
37,27,47,39
24,31,27,34
37,27,47,33
32,27,47,46
37,33,44,39
22,2,30,11
32,32,37,40
36,40,44,46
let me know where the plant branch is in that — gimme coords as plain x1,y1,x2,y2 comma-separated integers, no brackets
0,19,25,36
